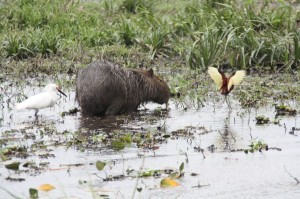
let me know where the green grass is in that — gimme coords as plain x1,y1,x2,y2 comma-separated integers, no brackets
0,0,300,73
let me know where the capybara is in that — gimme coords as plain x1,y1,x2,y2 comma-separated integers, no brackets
75,60,170,116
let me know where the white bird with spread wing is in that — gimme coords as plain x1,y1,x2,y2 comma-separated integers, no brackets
15,83,67,116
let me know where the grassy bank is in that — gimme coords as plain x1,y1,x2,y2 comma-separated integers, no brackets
0,0,300,74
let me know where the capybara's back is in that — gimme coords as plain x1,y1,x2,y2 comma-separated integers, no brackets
76,60,170,116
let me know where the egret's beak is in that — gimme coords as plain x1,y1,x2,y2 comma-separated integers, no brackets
56,87,67,97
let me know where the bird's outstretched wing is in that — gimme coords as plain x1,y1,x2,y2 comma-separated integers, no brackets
227,70,246,91
208,67,223,90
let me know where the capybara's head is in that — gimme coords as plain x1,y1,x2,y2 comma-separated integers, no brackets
135,68,170,104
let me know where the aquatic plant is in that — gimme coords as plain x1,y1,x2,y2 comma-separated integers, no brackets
255,116,270,125
245,140,268,154
275,104,297,116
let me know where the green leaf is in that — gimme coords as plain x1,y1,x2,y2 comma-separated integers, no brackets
29,188,38,199
111,140,125,150
140,171,152,177
96,161,106,171
5,162,20,170
179,162,184,172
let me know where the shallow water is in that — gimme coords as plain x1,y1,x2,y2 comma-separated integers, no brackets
1,77,300,199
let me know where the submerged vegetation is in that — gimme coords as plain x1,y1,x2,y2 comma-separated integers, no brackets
275,104,297,115
1,0,300,74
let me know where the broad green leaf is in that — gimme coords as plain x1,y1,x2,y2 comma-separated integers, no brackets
179,162,184,172
5,162,20,170
111,140,125,150
140,171,152,177
29,188,38,199
96,161,106,171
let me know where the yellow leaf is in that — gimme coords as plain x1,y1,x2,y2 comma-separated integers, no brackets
160,178,180,188
38,184,55,192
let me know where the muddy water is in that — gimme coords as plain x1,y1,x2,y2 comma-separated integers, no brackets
1,77,300,199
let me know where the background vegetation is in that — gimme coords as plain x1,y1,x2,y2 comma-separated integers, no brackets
1,0,300,73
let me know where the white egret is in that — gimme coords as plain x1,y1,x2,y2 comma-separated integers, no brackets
15,83,67,116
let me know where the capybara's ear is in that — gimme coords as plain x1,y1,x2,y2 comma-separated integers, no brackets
147,69,154,77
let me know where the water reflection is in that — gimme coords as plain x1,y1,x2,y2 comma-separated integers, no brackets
213,108,238,151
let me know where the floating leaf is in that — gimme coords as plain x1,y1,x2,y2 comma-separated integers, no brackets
140,171,152,177
111,140,125,150
96,161,106,171
38,184,55,192
255,115,270,124
140,169,161,177
160,178,180,188
29,188,38,199
5,162,20,170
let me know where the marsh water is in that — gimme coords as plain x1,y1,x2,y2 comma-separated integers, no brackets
1,75,300,199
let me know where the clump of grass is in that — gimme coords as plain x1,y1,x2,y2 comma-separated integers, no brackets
1,0,300,73
0,0,104,59
119,0,154,14
275,104,297,116
2,29,62,59
82,28,117,47
244,140,268,154
34,29,62,56
255,115,270,125
292,31,300,68
103,0,115,15
117,18,137,46
174,0,298,69
185,28,229,69
141,27,171,59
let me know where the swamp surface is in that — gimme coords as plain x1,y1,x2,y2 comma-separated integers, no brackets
1,72,300,199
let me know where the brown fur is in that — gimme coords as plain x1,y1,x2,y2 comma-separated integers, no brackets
76,60,170,116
